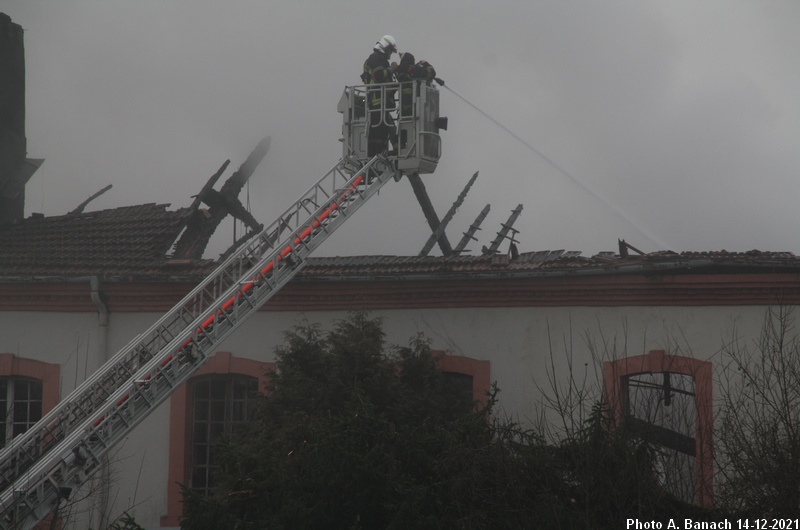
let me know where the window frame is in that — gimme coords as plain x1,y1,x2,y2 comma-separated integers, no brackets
161,350,488,527
161,352,274,528
0,377,44,445
433,350,491,410
188,374,259,497
603,350,713,507
0,353,59,441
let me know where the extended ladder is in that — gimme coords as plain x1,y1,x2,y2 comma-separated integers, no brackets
0,155,397,530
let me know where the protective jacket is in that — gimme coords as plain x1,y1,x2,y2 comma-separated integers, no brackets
395,53,436,115
362,50,395,108
395,54,436,83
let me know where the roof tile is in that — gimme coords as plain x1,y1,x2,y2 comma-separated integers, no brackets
3,205,800,282
0,204,217,279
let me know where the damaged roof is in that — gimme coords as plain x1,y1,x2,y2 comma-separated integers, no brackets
295,249,800,281
0,136,270,281
0,204,218,280
2,202,800,283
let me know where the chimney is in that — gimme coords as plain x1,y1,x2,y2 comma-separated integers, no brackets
0,13,41,224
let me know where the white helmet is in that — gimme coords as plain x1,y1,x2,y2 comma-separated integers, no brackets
374,35,398,55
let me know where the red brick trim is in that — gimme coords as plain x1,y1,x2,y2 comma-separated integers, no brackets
160,352,274,528
4,272,800,313
603,350,713,507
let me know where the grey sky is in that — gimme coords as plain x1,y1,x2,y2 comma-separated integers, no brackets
3,1,800,258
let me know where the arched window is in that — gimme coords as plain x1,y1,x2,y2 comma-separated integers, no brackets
161,352,274,527
0,354,60,530
161,350,489,526
0,354,59,444
603,350,713,507
188,375,258,496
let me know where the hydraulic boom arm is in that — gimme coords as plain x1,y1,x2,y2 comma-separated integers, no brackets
0,155,396,530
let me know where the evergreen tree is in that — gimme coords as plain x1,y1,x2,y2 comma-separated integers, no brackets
181,312,548,529
180,312,715,529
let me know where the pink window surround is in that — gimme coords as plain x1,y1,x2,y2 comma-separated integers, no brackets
0,353,60,422
603,350,713,508
433,351,492,410
160,352,274,528
0,354,60,529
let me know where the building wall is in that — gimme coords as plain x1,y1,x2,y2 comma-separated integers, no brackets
0,278,781,528
230,304,762,426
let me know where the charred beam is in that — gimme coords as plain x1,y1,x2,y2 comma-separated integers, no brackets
618,238,645,258
188,159,230,213
454,204,490,254
406,172,453,256
483,204,523,255
172,137,270,260
68,184,112,215
218,211,293,262
419,171,479,257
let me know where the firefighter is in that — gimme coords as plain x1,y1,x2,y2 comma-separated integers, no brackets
394,52,437,149
395,52,437,117
362,35,398,156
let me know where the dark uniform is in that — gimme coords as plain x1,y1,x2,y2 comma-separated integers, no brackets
362,46,397,156
395,53,436,148
394,52,436,117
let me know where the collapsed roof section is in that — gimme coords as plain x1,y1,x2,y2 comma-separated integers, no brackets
0,137,270,281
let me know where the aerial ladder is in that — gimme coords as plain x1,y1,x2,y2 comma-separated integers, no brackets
0,80,446,530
